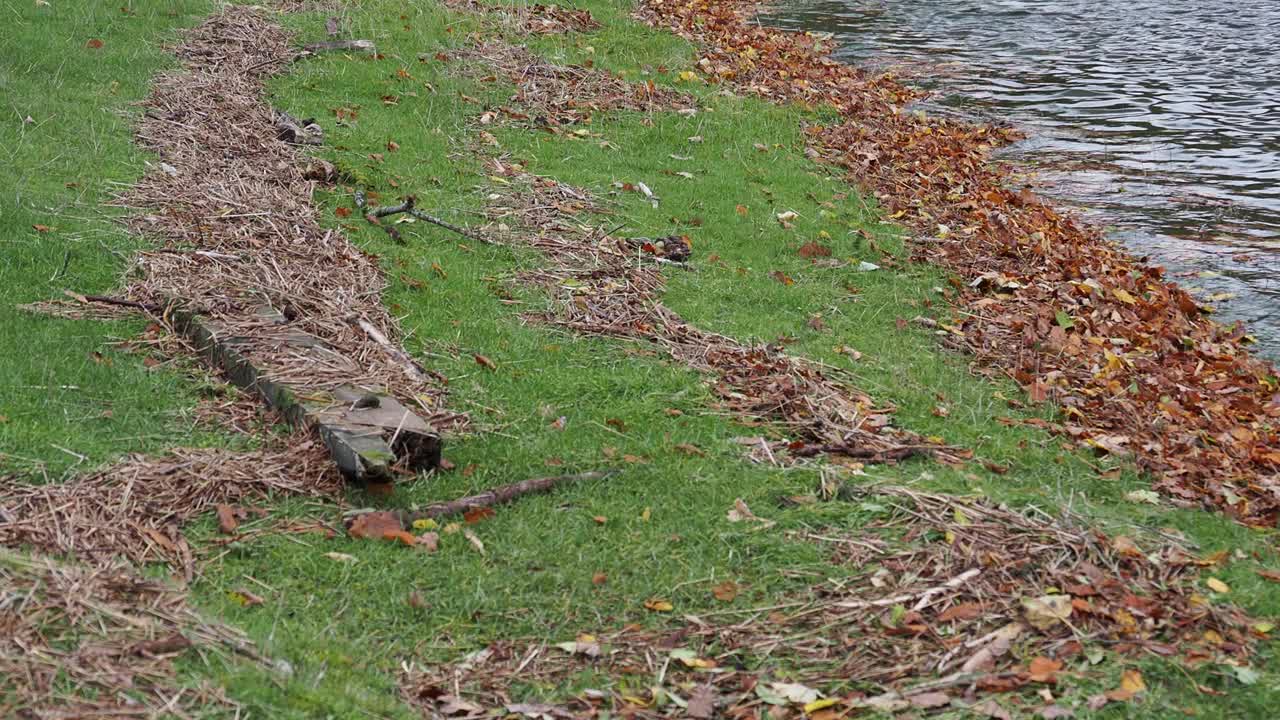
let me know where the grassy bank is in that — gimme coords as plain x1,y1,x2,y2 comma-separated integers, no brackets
5,0,1280,717
0,0,232,479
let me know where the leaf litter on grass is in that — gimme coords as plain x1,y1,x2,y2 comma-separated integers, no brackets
0,548,256,718
400,485,1262,718
638,0,1280,526
448,39,697,131
474,166,964,467
442,0,602,36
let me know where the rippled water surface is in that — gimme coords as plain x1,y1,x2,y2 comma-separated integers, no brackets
767,0,1279,355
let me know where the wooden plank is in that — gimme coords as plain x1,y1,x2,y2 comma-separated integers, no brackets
170,307,440,482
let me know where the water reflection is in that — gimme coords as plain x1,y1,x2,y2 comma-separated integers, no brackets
766,0,1279,355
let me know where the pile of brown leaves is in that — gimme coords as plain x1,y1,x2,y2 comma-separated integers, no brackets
401,487,1260,718
480,163,960,465
0,443,339,578
0,549,251,718
639,0,1280,525
452,40,695,129
443,0,601,35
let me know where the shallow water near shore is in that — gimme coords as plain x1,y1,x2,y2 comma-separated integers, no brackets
767,0,1280,357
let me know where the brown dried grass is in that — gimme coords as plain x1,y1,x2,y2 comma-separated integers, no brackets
101,6,461,430
401,486,1257,717
453,40,696,129
443,0,601,35
0,443,340,580
0,549,251,718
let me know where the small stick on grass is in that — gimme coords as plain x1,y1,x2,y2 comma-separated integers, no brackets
394,470,617,526
355,192,500,246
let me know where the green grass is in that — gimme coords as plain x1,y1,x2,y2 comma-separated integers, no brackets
0,0,229,479
4,0,1280,717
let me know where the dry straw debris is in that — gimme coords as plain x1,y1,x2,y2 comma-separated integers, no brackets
0,549,250,718
639,0,1280,524
0,443,340,579
443,0,602,35
451,40,696,129
480,164,960,465
33,6,466,456
402,487,1259,717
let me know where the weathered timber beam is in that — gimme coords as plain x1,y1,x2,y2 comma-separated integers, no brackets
170,306,440,482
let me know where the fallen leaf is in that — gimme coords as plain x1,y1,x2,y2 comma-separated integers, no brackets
643,598,673,612
348,511,403,540
735,204,748,216
712,580,738,602
1105,668,1146,701
1028,656,1063,683
32,224,54,233
797,241,831,258
907,691,950,709
474,354,497,370
592,515,607,525
1023,595,1073,630
323,552,358,565
416,532,439,552
971,698,1013,720
407,590,427,608
463,528,485,555
86,38,103,49
674,443,704,456
464,507,495,524
227,589,264,607
937,602,983,623
687,684,717,719
215,504,239,534
1257,569,1280,583
1206,577,1230,593
592,572,607,585
767,682,820,705
335,206,352,218
1040,705,1074,719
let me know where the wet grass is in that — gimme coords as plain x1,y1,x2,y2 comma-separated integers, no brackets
4,0,1279,718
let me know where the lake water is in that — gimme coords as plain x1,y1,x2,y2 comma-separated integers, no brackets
766,0,1279,356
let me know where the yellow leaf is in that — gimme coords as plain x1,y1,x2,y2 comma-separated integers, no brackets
804,698,839,713
1113,288,1137,305
1206,577,1230,593
1120,669,1146,694
412,518,438,531
644,598,674,612
443,522,462,534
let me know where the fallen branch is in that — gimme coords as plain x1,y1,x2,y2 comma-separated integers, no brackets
356,193,501,246
65,290,165,314
351,315,431,386
302,39,375,55
833,567,982,611
397,470,617,525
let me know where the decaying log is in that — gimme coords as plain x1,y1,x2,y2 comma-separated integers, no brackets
171,305,441,483
392,470,617,526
